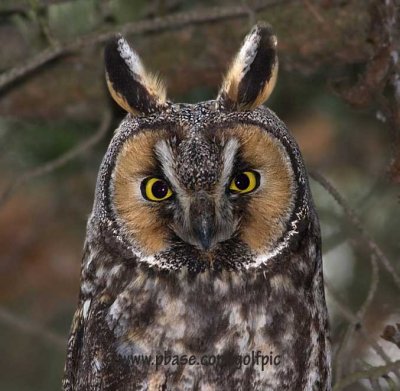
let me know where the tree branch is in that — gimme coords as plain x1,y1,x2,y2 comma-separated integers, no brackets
325,280,400,381
332,360,400,391
310,171,400,290
0,0,292,93
334,254,380,383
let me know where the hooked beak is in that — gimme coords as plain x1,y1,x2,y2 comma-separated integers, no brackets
190,191,216,251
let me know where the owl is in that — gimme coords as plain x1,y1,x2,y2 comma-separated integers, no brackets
63,23,331,391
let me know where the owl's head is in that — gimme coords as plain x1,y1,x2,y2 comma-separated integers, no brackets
92,24,311,272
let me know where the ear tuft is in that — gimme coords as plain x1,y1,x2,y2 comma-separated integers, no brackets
218,23,278,111
104,35,167,115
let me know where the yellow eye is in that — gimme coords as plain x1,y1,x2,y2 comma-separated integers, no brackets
229,171,259,194
141,177,173,202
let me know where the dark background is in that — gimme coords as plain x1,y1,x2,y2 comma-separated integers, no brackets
0,1,399,390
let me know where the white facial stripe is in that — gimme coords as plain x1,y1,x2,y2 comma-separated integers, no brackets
154,140,181,191
154,139,192,221
220,138,240,188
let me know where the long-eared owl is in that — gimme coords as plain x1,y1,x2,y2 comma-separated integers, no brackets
63,23,331,391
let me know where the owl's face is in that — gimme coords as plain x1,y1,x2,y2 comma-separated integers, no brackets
113,121,295,256
96,24,309,271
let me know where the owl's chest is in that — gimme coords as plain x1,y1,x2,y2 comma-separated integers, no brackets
79,253,327,391
106,270,311,369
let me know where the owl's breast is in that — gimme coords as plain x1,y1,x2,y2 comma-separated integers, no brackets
95,246,329,390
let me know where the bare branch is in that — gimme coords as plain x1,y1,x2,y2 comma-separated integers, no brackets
310,171,400,290
326,280,400,381
332,359,400,391
326,283,400,381
315,169,400,380
0,306,66,349
335,254,380,382
303,0,326,25
0,0,293,92
358,255,380,317
0,109,112,208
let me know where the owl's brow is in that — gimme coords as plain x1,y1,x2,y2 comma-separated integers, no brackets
155,136,240,193
154,139,193,227
154,139,182,192
219,138,240,188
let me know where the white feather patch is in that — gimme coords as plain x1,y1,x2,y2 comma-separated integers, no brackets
82,299,91,319
220,138,239,187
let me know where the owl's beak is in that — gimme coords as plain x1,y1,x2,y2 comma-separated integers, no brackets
190,192,216,251
193,214,214,250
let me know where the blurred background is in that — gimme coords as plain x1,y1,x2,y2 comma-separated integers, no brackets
0,0,399,390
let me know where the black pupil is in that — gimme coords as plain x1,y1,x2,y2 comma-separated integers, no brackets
152,180,168,199
235,173,250,190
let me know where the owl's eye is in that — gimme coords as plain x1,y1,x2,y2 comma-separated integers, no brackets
229,171,260,194
141,177,173,202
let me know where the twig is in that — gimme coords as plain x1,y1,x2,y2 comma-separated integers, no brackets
335,254,380,382
0,0,293,92
332,360,400,391
303,0,325,25
0,306,66,349
316,170,400,382
0,110,112,208
310,171,400,290
358,255,380,317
